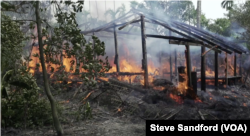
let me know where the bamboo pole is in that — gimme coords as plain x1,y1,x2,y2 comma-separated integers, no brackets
226,52,228,88
234,52,237,84
201,47,206,91
169,31,173,82
175,49,178,84
170,51,172,82
113,25,120,72
240,54,242,76
185,45,192,88
140,15,149,88
214,51,218,89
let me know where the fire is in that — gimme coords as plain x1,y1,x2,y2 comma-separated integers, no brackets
224,96,229,98
177,69,188,95
29,46,75,74
205,67,215,77
169,93,183,104
243,103,247,107
99,77,109,81
153,86,165,91
194,97,202,103
107,56,158,85
209,97,212,100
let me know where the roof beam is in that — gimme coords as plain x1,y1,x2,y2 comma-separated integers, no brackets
172,23,233,54
146,34,203,43
145,18,232,54
175,22,245,53
118,16,140,30
169,40,222,53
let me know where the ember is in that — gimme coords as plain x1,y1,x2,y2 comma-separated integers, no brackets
169,93,183,104
194,97,202,103
224,96,229,98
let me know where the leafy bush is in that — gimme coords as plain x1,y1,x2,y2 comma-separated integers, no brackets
1,64,62,128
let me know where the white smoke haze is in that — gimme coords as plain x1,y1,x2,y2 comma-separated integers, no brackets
72,1,249,74
84,0,137,22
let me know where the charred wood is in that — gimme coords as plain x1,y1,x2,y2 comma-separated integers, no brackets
215,51,219,89
140,15,149,88
106,72,144,76
201,46,206,91
113,25,120,72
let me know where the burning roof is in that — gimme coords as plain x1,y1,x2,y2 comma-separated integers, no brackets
81,9,249,55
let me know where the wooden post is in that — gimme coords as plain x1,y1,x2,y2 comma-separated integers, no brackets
201,46,206,91
113,25,120,72
234,52,237,84
175,49,178,83
191,71,197,97
240,54,242,76
240,54,243,83
169,30,173,82
160,52,163,76
185,45,192,88
225,52,228,88
185,45,194,99
170,49,173,82
92,33,96,60
214,51,218,89
140,15,149,88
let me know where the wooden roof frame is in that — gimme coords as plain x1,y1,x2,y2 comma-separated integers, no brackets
81,9,248,54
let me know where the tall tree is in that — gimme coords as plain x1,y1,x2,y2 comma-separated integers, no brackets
35,1,63,135
206,18,231,36
197,0,201,28
197,0,206,92
0,12,25,127
1,1,111,135
229,1,250,50
105,3,126,20
221,0,234,10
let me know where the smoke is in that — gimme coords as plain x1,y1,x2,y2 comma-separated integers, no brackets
230,21,247,35
86,1,133,23
80,1,250,72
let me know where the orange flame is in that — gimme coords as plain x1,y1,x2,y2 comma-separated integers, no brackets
169,93,183,104
224,96,229,98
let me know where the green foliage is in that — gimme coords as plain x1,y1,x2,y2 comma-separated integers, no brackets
1,13,28,72
221,0,234,11
229,1,250,50
105,4,126,20
129,1,211,28
1,64,58,128
206,18,231,36
76,102,92,121
43,0,111,87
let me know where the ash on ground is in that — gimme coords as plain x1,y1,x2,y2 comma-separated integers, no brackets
2,78,250,136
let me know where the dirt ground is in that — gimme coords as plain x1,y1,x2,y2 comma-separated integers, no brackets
2,79,250,136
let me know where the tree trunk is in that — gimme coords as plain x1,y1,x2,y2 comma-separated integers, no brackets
197,0,201,28
35,2,63,136
0,69,3,128
197,0,206,91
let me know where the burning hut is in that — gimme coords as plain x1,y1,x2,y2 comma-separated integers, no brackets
29,9,249,100
81,9,248,99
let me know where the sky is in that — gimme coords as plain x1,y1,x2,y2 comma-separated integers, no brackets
79,0,247,22
191,0,246,20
